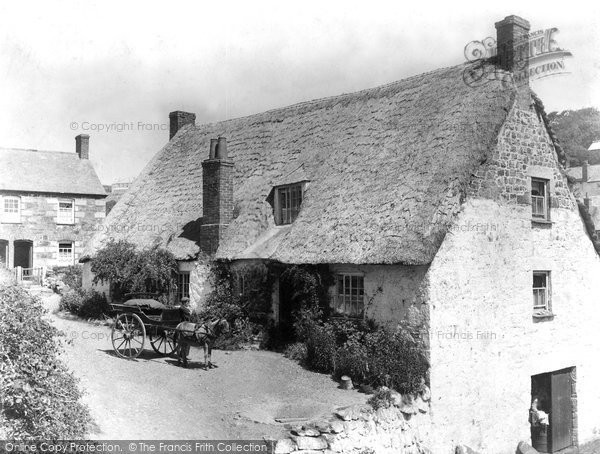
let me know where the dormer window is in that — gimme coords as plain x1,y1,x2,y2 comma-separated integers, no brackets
275,183,303,225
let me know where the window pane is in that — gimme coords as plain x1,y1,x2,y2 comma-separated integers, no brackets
533,273,546,288
277,184,303,224
334,274,364,317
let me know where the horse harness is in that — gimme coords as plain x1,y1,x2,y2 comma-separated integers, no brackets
180,321,217,344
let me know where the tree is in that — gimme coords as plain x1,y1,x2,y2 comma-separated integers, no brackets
547,108,600,165
91,239,177,300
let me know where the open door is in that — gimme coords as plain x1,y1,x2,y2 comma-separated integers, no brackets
550,369,573,451
531,367,575,453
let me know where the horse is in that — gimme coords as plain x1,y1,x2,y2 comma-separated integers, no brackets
173,319,229,369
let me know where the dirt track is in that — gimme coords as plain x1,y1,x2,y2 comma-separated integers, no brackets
44,296,366,439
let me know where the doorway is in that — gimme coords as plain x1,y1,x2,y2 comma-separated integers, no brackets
531,367,576,453
13,240,33,268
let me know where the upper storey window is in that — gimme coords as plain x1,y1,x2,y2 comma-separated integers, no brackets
531,178,550,220
275,184,303,225
1,196,21,223
57,199,75,224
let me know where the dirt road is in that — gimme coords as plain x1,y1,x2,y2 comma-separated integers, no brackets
46,303,366,439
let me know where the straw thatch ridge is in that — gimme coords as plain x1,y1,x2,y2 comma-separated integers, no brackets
83,62,516,265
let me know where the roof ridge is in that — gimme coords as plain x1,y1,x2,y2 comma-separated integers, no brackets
194,62,470,130
0,147,75,155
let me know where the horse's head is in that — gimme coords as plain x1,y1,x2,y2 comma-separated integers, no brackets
216,319,230,336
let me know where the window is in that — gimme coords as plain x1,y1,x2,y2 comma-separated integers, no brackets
58,242,74,264
177,272,190,302
533,271,550,311
333,274,365,317
276,184,303,225
531,178,549,220
57,199,74,224
2,196,21,223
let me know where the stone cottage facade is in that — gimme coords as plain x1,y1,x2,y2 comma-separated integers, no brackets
0,135,106,271
82,16,600,453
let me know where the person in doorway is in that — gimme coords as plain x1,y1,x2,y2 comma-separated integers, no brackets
530,397,550,426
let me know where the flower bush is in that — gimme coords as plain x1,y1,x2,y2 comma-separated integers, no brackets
60,288,109,319
0,279,92,438
302,318,429,394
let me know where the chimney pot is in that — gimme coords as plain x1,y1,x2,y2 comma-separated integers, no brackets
210,139,218,159
169,111,196,140
216,137,228,159
75,134,90,160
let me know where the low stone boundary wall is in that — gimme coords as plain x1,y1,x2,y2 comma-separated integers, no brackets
273,392,433,454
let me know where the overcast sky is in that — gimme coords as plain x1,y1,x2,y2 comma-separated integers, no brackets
1,0,598,184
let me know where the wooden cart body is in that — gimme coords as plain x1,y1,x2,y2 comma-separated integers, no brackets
109,299,183,359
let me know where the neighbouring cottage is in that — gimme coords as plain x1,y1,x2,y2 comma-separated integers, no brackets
82,16,600,454
566,154,600,234
0,134,106,273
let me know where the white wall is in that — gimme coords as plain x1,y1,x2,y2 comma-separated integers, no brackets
329,263,429,326
424,100,600,452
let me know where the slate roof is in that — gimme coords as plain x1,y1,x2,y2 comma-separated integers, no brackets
0,148,106,196
84,62,517,264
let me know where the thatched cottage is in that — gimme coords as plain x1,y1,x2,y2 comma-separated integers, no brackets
82,15,600,453
1,135,106,273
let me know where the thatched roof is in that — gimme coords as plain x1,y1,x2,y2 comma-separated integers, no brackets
0,148,106,196
84,62,516,265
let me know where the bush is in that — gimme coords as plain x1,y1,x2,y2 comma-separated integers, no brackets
334,341,368,382
367,387,394,410
363,327,429,393
284,342,308,363
0,281,92,438
305,324,337,373
44,265,82,294
302,318,429,394
90,240,177,300
57,265,82,290
60,288,109,319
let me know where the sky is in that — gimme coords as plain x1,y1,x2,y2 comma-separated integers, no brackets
0,0,598,185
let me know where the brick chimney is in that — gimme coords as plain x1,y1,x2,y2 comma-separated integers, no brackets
200,137,234,255
583,160,589,182
75,134,89,159
495,15,530,107
169,111,196,140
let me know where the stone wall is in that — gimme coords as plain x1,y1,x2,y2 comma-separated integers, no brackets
0,192,106,268
273,397,433,454
424,103,600,452
328,264,429,327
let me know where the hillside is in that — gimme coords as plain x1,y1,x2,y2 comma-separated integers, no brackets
547,107,600,166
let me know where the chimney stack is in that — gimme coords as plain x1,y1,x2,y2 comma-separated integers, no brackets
75,134,89,160
583,161,589,182
495,15,531,107
169,111,196,140
200,137,234,255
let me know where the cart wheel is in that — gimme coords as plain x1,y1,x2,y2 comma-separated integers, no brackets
149,329,177,356
111,313,146,359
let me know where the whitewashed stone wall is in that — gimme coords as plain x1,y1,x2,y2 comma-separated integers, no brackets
329,264,429,326
424,103,600,453
81,260,111,300
188,261,213,311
